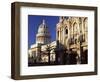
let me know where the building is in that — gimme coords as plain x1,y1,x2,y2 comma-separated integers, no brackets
28,20,57,65
56,17,88,64
28,16,88,66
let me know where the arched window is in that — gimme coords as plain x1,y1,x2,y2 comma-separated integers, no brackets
79,18,82,32
83,18,88,32
83,18,88,42
65,29,68,34
73,22,78,34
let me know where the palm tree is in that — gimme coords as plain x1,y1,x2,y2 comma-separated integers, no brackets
46,44,51,64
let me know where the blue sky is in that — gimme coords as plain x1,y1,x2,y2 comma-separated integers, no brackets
28,15,59,48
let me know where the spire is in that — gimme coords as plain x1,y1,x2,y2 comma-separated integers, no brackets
42,19,45,25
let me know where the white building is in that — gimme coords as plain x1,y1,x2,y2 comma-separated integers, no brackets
28,20,57,63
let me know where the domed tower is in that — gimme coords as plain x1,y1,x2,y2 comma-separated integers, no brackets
36,20,51,44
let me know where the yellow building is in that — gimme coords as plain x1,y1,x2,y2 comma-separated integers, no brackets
56,17,88,64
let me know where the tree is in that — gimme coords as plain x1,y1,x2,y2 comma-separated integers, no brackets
46,44,51,64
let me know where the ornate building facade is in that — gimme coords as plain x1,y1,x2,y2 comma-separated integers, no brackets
56,17,88,64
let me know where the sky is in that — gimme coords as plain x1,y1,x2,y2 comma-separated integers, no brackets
28,15,59,48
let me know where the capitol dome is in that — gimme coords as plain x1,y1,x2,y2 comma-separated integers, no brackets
36,20,51,44
37,20,50,36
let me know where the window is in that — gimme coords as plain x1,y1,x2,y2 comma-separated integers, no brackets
83,18,88,32
65,29,68,34
75,38,77,44
83,18,88,42
57,31,59,37
79,18,82,32
73,22,78,34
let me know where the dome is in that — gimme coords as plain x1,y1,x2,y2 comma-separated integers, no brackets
37,20,50,37
36,20,51,44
